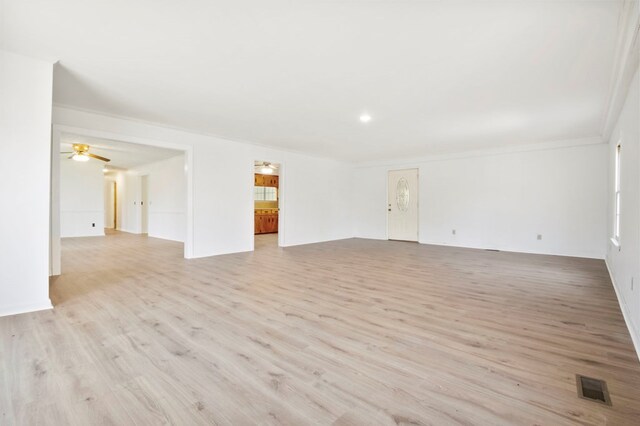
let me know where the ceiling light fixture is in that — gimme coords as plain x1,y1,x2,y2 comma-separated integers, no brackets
359,113,372,123
259,161,276,174
72,153,90,162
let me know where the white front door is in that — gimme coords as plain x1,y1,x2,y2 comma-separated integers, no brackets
388,168,418,241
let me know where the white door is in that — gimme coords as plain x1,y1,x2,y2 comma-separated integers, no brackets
141,175,149,234
388,168,418,241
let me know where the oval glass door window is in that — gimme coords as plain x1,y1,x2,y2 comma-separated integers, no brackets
396,178,410,212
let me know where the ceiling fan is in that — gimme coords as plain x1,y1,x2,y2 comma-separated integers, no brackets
257,161,277,174
61,144,111,162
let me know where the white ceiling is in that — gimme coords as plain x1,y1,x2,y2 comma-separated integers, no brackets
60,134,182,169
3,1,622,161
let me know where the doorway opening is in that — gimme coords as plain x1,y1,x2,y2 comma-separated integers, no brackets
51,129,193,276
387,168,419,242
104,179,117,232
254,160,280,250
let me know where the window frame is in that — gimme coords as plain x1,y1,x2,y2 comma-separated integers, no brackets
613,143,622,244
254,186,278,201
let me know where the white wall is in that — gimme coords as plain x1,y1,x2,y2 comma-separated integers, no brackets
355,141,608,259
52,106,355,259
60,159,105,237
128,155,187,242
0,51,53,316
606,65,640,356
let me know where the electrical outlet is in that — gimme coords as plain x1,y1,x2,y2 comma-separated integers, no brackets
452,229,456,235
537,234,542,240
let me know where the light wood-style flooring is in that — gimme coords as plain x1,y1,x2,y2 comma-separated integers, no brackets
1,232,639,425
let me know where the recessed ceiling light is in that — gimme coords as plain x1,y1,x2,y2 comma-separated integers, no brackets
359,113,372,123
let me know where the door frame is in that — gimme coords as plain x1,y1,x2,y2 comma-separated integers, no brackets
251,159,284,250
386,168,419,242
50,124,194,276
139,174,149,234
113,181,117,229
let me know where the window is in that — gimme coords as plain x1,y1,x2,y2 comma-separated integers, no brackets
614,143,621,242
254,186,277,201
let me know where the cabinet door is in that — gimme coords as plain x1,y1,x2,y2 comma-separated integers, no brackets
254,214,261,234
255,174,264,186
266,214,278,233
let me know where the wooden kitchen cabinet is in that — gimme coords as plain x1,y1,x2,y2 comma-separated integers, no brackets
255,174,278,188
254,210,278,234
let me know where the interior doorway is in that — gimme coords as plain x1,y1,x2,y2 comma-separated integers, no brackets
140,175,149,234
388,168,419,242
104,180,117,229
51,128,194,276
254,160,280,249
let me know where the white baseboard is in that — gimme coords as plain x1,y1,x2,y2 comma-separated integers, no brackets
420,239,605,260
148,234,185,243
60,231,105,238
605,259,640,362
281,236,354,248
117,228,140,234
0,299,53,318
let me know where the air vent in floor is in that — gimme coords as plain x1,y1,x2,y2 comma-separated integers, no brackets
576,374,611,406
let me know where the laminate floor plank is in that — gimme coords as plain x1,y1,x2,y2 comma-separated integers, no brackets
1,231,639,425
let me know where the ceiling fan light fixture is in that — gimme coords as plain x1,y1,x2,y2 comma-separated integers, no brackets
72,153,90,162
261,166,273,174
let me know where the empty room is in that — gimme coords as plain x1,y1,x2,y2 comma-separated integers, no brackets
1,1,639,425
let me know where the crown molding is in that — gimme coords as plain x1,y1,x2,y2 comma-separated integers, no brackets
354,136,603,169
601,0,640,141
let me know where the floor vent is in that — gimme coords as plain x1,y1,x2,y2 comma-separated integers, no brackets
576,374,611,406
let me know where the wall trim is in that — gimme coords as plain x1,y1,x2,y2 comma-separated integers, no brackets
61,232,106,238
355,136,603,169
605,258,640,362
280,236,355,249
601,0,640,140
0,299,53,318
189,247,254,260
420,240,605,260
352,237,605,260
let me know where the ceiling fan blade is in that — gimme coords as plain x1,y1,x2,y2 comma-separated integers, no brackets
60,151,74,154
87,153,111,162
68,154,75,159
